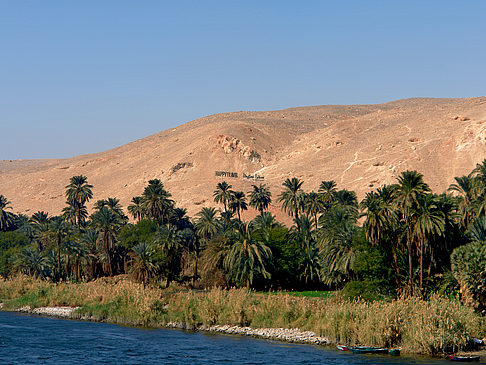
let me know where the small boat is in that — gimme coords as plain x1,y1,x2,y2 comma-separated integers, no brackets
388,348,401,356
473,338,484,345
446,355,480,362
349,346,389,354
336,345,349,351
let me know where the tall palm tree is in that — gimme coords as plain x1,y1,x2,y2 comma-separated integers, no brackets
229,191,248,221
224,221,272,288
0,195,15,231
278,177,304,219
290,215,315,250
394,170,430,295
360,186,397,246
141,179,174,224
213,181,232,213
48,216,71,281
90,206,124,276
65,175,93,230
318,206,358,286
153,224,184,287
249,184,272,216
299,241,322,285
128,196,144,222
448,175,477,228
80,229,99,279
304,191,324,229
413,194,445,292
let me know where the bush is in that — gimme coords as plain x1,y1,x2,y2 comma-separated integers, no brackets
451,242,486,308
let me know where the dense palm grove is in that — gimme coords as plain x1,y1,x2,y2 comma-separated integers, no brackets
1,162,486,306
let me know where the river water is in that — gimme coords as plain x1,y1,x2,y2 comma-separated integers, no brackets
0,312,448,364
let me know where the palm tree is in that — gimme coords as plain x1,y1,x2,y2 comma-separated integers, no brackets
169,208,191,231
31,211,49,226
394,170,431,295
15,214,35,240
224,221,272,288
318,180,337,208
152,224,184,287
129,242,159,285
106,197,126,218
249,184,272,216
360,186,397,246
0,195,15,231
15,246,47,278
448,175,477,228
128,196,144,222
413,194,445,292
195,207,221,242
30,211,50,251
65,175,93,230
49,216,71,281
213,181,232,213
299,242,322,285
141,179,174,224
80,229,99,279
333,189,359,218
61,202,79,226
229,191,248,221
278,177,304,219
90,206,124,276
290,215,315,250
304,191,324,229
318,206,358,286
252,212,278,231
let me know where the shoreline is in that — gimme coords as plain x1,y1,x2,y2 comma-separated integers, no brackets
2,304,329,346
4,303,486,359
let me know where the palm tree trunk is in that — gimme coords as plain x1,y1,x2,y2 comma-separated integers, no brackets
57,237,62,282
407,226,413,296
419,238,424,295
65,254,70,281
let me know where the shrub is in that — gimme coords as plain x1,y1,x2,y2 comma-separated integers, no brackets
451,242,486,308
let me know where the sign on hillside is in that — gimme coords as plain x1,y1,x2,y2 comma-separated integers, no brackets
215,171,238,178
215,170,264,181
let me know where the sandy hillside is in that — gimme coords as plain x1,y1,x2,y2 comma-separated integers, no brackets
1,97,486,222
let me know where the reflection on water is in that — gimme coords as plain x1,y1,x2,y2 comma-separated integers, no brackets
0,312,447,364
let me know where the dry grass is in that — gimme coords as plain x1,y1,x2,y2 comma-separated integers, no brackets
0,276,483,354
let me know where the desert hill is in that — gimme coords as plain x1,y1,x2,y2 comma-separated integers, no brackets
2,97,486,222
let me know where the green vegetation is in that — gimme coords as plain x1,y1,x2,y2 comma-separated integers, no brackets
0,276,483,354
2,161,486,353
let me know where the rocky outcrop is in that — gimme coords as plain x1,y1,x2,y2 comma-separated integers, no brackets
217,135,261,163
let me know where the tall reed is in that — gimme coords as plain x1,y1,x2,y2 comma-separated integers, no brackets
1,276,483,354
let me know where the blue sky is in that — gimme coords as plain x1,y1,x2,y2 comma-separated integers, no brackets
1,1,485,159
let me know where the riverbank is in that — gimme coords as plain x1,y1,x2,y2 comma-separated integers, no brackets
1,275,484,354
3,304,329,345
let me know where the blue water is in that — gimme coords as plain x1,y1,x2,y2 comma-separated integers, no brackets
0,312,449,364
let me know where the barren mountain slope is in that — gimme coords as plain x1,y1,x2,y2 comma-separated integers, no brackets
1,97,486,222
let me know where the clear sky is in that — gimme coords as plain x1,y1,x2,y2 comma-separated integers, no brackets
1,1,485,159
